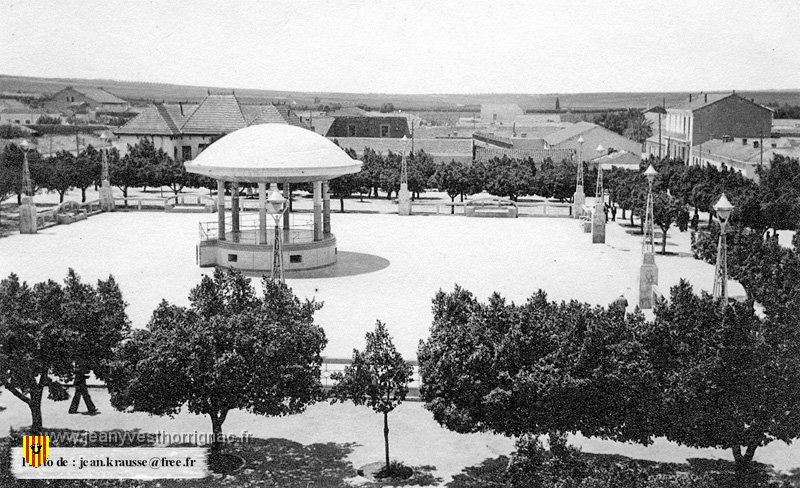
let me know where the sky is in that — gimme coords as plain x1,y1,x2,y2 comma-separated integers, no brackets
2,0,799,95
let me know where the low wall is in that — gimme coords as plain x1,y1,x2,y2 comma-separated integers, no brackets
197,235,338,272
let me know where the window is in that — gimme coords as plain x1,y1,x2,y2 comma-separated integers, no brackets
289,255,302,263
182,146,192,161
347,125,356,136
227,254,238,263
173,147,178,160
25,120,30,124
380,125,390,137
198,143,209,154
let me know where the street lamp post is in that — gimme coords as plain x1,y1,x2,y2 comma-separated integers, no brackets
18,139,37,234
99,132,115,211
573,135,586,219
712,193,734,305
398,135,411,216
592,146,606,243
266,184,288,283
21,139,32,197
638,164,659,308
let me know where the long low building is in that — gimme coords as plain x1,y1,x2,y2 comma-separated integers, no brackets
332,137,473,163
691,136,800,180
114,94,304,161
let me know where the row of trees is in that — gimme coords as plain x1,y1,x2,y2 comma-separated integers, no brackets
0,139,211,205
0,268,413,475
417,281,800,473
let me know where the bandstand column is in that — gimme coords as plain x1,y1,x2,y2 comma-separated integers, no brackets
322,180,331,234
258,182,267,245
217,180,226,241
283,183,290,230
313,180,323,241
231,182,240,234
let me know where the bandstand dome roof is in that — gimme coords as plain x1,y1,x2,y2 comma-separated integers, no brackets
184,124,363,183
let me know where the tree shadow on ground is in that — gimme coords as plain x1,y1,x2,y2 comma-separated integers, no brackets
446,452,795,488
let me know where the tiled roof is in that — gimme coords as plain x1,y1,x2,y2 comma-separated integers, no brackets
180,94,247,134
114,105,179,135
114,94,306,137
697,138,800,163
544,121,597,146
334,137,473,163
71,87,127,104
243,105,286,125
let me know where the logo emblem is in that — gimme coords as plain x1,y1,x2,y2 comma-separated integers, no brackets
22,435,50,467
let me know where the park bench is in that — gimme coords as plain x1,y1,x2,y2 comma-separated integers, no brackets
55,201,87,225
464,198,518,218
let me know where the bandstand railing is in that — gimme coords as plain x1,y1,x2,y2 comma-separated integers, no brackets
199,213,315,245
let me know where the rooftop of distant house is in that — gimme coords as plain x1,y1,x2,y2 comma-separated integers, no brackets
0,99,37,113
114,94,305,136
696,136,800,163
58,86,128,105
669,92,774,113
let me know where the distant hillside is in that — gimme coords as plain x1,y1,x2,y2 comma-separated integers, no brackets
1,73,798,112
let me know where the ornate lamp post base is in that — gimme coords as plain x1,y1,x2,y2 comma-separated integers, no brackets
99,180,115,212
572,185,586,219
19,195,38,234
591,201,606,243
398,183,412,216
638,252,659,309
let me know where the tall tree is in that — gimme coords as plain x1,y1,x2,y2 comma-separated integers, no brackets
74,145,101,202
107,269,327,452
42,150,75,202
418,286,654,444
329,321,413,470
645,281,800,471
0,270,128,432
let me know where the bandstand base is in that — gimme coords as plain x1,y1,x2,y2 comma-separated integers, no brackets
198,234,338,273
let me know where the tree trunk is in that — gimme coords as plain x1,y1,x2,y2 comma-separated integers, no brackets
59,191,65,203
661,226,668,253
630,211,634,227
209,410,228,453
622,207,626,219
29,385,44,434
81,188,87,202
340,197,344,213
450,195,455,214
732,445,757,471
383,411,390,469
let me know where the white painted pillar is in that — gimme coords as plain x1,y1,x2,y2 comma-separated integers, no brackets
283,183,290,230
258,182,267,245
217,180,226,241
322,180,331,234
313,180,323,241
231,182,240,234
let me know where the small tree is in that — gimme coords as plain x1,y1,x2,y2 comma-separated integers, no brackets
329,321,413,471
107,269,327,452
653,192,689,253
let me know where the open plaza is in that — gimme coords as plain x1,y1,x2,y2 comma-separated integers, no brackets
6,190,800,483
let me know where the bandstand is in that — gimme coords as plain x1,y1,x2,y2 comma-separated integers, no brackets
185,124,362,273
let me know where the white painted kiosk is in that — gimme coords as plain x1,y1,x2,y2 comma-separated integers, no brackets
185,124,362,273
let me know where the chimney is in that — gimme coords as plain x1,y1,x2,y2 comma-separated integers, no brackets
704,93,708,103
689,94,692,102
